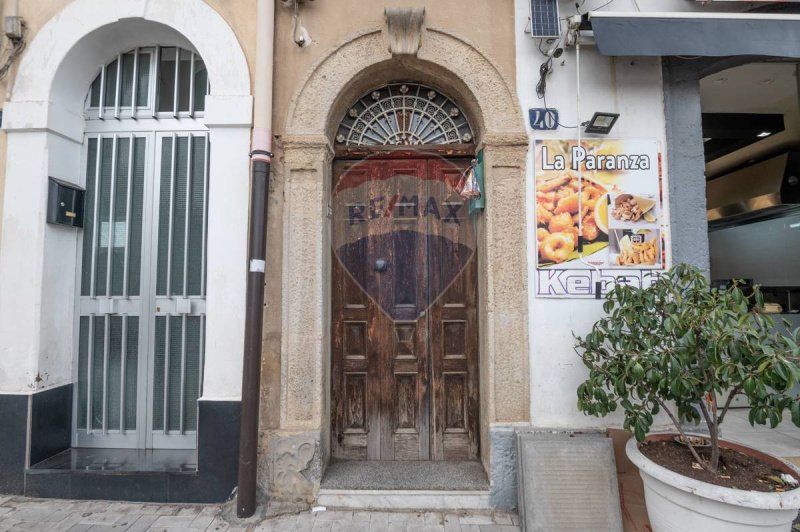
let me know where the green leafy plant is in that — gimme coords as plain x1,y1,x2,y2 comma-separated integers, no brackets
576,264,800,474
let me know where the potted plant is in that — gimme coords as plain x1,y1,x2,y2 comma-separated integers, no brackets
576,264,800,531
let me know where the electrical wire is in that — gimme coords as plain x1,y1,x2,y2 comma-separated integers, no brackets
0,38,25,82
574,35,603,296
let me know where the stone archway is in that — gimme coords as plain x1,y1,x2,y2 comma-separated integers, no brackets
271,24,530,507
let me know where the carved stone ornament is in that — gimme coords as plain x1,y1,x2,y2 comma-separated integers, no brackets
384,8,425,57
272,437,318,498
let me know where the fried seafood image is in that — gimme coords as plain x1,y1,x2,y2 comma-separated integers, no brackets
536,175,607,264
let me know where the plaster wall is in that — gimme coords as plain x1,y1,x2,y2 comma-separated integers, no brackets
515,0,675,429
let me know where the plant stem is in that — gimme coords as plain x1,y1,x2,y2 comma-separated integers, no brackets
716,385,743,427
698,399,720,472
656,398,709,469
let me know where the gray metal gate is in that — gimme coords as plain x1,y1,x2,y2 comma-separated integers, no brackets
75,132,209,449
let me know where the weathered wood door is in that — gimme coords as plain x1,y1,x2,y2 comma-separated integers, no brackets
331,156,479,461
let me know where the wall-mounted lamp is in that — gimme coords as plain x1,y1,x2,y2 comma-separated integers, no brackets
583,112,619,135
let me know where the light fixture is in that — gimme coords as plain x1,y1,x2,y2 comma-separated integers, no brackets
583,112,619,135
757,131,772,138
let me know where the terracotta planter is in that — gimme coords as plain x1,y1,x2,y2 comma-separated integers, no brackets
626,434,800,532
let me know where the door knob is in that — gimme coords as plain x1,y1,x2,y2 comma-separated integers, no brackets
374,259,388,272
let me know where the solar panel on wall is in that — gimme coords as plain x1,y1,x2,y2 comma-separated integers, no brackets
530,0,561,38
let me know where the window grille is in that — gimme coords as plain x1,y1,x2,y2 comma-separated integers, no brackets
87,47,209,119
335,82,474,147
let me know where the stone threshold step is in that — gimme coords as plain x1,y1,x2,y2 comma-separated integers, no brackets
316,489,492,510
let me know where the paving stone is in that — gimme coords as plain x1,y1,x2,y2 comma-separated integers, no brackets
54,512,99,531
387,512,429,524
86,525,130,532
150,514,197,528
6,508,64,522
255,514,300,532
406,525,445,532
314,510,352,521
0,520,25,532
370,524,406,532
190,513,216,529
478,526,520,532
154,506,181,516
72,502,113,513
492,513,513,525
443,513,460,532
125,514,159,532
331,521,369,532
458,515,494,525
352,511,372,522
367,511,390,525
66,525,93,532
310,521,333,531
205,516,230,531
177,507,201,517
78,512,125,525
106,503,144,514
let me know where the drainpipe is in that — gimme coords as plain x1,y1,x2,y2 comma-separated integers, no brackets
237,0,274,519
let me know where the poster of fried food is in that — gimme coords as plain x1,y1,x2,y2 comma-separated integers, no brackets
534,139,667,298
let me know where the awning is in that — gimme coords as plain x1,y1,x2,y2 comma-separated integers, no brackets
590,12,800,57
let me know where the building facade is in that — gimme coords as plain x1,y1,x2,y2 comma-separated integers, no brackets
0,0,798,511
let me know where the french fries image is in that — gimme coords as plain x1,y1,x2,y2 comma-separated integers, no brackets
616,235,658,266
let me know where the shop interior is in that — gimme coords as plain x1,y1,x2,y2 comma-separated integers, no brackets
701,60,800,457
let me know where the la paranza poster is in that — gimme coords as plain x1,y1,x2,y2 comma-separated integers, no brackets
534,139,667,298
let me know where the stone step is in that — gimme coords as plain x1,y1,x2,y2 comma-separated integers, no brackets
316,489,492,510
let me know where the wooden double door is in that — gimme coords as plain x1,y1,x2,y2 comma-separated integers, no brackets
331,156,479,461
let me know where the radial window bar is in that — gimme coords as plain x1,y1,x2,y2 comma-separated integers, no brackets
335,82,474,147
88,47,208,118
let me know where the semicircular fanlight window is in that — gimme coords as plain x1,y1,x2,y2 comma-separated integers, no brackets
335,83,474,147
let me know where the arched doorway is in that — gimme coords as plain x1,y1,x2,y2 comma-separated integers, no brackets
75,47,210,450
273,26,529,504
0,0,251,501
330,82,479,461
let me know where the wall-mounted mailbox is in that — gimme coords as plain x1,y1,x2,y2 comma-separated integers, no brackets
47,177,85,228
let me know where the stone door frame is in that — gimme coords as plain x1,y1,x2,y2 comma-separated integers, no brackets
271,26,530,505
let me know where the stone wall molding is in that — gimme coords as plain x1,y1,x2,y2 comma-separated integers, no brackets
384,8,426,57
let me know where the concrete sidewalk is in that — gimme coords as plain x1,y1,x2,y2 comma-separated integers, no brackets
0,495,520,531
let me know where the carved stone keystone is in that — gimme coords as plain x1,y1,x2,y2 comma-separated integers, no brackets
384,8,425,57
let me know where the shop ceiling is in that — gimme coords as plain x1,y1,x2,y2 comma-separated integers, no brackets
700,61,800,176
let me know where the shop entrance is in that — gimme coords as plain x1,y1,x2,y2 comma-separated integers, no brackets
700,60,800,445
329,82,480,461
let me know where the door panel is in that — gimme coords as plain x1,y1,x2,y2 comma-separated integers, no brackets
76,134,148,448
331,156,478,461
427,158,479,460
